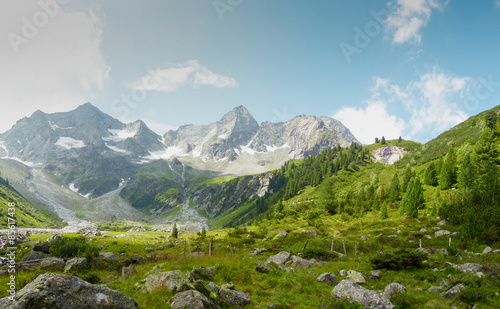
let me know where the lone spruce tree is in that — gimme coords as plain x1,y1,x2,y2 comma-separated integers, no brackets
424,161,438,186
400,177,424,218
389,173,401,202
172,223,178,239
439,147,457,190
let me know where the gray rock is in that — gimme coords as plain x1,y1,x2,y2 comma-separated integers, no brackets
265,251,292,266
371,270,381,279
287,255,316,268
156,245,164,250
122,266,137,279
145,270,193,293
360,236,367,241
445,262,482,275
451,231,460,237
316,272,338,286
64,257,87,273
494,249,500,254
437,220,447,226
171,290,220,309
145,247,155,252
434,230,451,237
33,242,50,254
219,287,251,307
167,242,175,248
442,283,466,299
273,230,287,240
40,257,65,271
416,247,430,255
0,273,139,309
346,270,366,284
128,226,146,232
331,279,394,309
98,252,120,263
250,248,267,255
423,235,433,240
387,234,398,238
21,251,49,263
46,234,64,243
419,228,427,233
482,246,492,254
383,283,407,300
191,266,214,281
339,270,346,276
256,262,273,273
307,229,318,236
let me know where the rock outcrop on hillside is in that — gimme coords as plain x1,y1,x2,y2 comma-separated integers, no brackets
372,146,405,165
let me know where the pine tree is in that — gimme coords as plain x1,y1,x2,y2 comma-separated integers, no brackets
380,202,388,219
424,161,438,186
402,167,414,192
388,173,400,202
400,177,424,218
375,137,379,144
398,136,402,143
439,147,457,189
484,110,497,130
458,152,476,192
171,223,178,239
381,136,386,145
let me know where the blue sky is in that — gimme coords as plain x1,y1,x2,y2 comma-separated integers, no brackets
1,0,500,144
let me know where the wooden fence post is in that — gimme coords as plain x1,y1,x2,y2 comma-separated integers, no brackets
343,239,347,257
209,237,213,257
302,240,309,251
331,239,334,252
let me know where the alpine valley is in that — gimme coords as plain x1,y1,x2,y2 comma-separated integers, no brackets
0,103,358,230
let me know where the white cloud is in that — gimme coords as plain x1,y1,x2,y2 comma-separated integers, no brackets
0,1,109,133
333,100,406,145
334,68,472,144
385,0,447,44
128,60,239,92
496,0,500,9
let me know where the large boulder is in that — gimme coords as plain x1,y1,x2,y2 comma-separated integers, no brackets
219,287,251,307
316,272,338,286
191,266,214,281
21,251,50,263
33,242,50,254
273,230,287,240
482,246,492,254
98,252,120,263
122,266,137,279
256,262,273,273
442,283,466,299
145,270,193,293
346,270,366,284
170,290,220,309
445,262,483,277
265,251,291,266
331,279,394,309
287,255,316,268
0,273,139,308
46,234,64,243
127,226,146,233
40,257,66,271
434,230,451,237
64,257,87,273
383,283,407,300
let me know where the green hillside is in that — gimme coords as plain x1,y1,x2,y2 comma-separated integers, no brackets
0,176,63,228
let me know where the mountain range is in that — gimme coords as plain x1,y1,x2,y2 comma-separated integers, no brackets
0,103,358,228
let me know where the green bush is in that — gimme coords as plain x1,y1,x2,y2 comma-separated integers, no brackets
459,286,487,304
49,236,100,260
79,271,101,284
369,249,426,270
302,247,338,261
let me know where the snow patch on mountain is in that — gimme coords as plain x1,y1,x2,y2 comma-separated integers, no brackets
104,127,138,142
105,143,128,154
69,183,91,199
146,146,185,161
55,137,86,149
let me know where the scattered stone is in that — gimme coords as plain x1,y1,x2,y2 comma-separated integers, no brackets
442,283,466,299
287,255,316,268
145,248,155,252
416,247,430,255
250,248,267,255
483,246,492,254
331,279,394,309
256,262,273,273
21,251,49,263
451,231,460,237
145,270,193,293
191,266,214,281
370,270,381,279
445,262,483,277
437,220,447,226
273,230,287,240
360,236,367,241
170,290,220,309
64,257,87,273
434,230,451,237
98,252,120,263
128,226,146,232
423,235,433,240
432,248,447,254
346,270,366,284
339,270,346,276
40,257,65,271
387,234,398,238
265,251,292,266
219,287,251,307
33,242,50,254
307,229,318,237
383,283,407,300
167,242,175,248
122,266,137,279
316,272,338,286
156,245,164,251
83,230,102,237
0,273,139,309
46,234,64,243
494,249,500,254
419,228,427,233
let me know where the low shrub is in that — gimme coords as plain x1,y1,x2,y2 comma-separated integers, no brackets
49,236,100,260
302,247,338,261
369,249,426,270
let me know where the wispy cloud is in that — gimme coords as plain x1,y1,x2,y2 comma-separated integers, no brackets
385,0,447,44
334,68,472,143
128,60,239,92
496,0,500,9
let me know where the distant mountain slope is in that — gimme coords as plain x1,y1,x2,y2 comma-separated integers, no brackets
0,176,62,228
